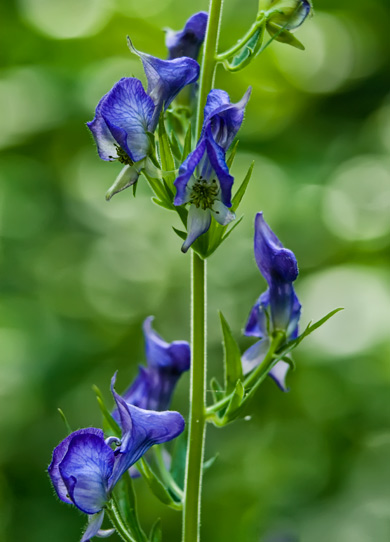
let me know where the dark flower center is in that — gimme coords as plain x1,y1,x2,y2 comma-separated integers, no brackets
189,176,219,210
109,144,134,166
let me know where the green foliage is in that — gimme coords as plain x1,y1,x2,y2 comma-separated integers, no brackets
137,458,182,511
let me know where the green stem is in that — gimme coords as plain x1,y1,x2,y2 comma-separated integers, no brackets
183,2,223,540
195,0,224,139
216,15,265,60
206,332,285,416
182,253,207,542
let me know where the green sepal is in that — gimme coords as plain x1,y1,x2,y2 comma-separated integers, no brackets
132,180,138,197
149,519,162,542
158,116,176,187
92,385,121,437
266,21,305,50
57,408,72,434
137,458,182,510
210,377,224,404
182,123,192,162
226,140,239,169
112,475,147,542
232,161,254,212
223,25,265,72
219,311,244,394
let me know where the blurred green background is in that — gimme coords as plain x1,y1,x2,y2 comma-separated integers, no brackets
1,0,390,541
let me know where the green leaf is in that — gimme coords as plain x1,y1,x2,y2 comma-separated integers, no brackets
113,476,147,542
223,379,245,421
276,308,344,358
182,123,192,162
232,161,254,212
93,385,121,437
226,140,239,169
57,408,72,434
144,172,173,209
146,132,161,169
158,116,176,187
223,25,265,72
137,458,182,510
219,312,243,394
149,519,162,542
221,216,244,243
170,131,182,161
170,432,187,490
172,227,187,241
210,377,224,404
266,22,305,50
153,198,173,211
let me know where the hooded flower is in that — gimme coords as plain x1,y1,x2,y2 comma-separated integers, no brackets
242,212,301,391
48,374,184,541
174,88,251,252
165,12,208,61
87,47,199,196
115,316,191,413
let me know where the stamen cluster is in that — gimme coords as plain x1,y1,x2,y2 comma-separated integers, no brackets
189,177,219,210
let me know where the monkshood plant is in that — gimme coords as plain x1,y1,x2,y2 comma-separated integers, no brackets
48,1,343,541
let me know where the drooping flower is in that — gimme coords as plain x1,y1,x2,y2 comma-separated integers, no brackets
242,212,301,391
258,0,312,30
165,12,208,61
116,316,191,412
174,88,251,252
48,374,184,541
87,47,199,198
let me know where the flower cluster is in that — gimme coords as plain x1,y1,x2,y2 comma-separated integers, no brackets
87,14,207,199
174,88,251,252
48,319,190,541
243,213,301,390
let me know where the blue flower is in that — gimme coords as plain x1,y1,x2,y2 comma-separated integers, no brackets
87,47,199,195
242,212,301,391
165,12,208,60
174,88,251,252
116,316,190,412
48,374,184,541
259,0,312,30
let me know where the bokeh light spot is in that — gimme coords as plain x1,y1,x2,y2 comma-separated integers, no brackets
323,155,390,241
18,0,112,39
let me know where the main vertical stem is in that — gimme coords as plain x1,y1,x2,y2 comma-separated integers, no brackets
183,253,206,542
183,2,223,541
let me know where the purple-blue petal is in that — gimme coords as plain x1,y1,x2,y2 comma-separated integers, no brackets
269,360,290,392
48,428,104,505
143,316,191,373
241,338,270,374
99,78,155,163
253,213,301,335
81,511,105,542
166,12,208,60
202,88,251,150
254,212,298,284
59,433,114,515
109,374,185,488
182,206,212,253
174,139,207,206
244,290,270,338
87,96,118,162
204,136,234,208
